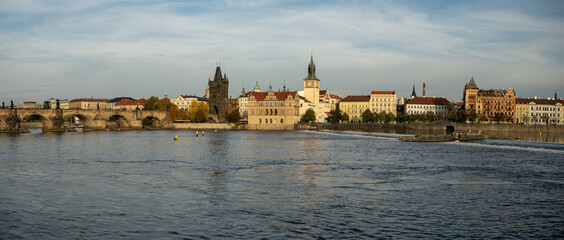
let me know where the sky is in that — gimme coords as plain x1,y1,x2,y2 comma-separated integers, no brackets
1,0,564,105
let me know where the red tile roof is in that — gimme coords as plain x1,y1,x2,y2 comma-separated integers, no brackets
319,90,327,95
329,94,343,100
341,95,370,102
250,91,297,101
406,97,448,105
516,97,562,105
116,98,146,106
70,98,111,103
371,91,395,95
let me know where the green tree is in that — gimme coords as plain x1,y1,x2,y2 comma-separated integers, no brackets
468,110,478,122
446,102,458,122
143,96,159,111
457,110,467,123
301,108,316,123
386,112,395,123
327,109,343,123
342,112,350,122
362,109,374,123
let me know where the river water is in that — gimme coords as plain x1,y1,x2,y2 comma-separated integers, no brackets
1,130,563,239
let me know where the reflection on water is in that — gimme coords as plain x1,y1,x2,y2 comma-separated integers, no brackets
0,130,563,239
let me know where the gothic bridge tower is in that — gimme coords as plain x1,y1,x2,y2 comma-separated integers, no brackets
208,64,230,122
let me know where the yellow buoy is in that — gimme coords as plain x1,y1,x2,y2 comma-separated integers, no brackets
215,129,217,133
202,131,205,136
173,134,178,141
196,131,199,137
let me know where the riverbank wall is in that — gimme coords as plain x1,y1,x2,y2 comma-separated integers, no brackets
317,123,564,142
173,123,239,130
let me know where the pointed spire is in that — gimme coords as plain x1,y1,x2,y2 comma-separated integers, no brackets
468,76,478,89
411,84,417,99
213,65,223,82
283,80,287,92
267,80,273,92
304,53,319,80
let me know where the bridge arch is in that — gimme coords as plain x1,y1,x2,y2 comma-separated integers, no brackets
108,114,131,129
62,113,95,129
18,113,54,130
142,116,163,128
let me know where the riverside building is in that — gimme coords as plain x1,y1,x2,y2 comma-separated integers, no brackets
370,91,397,117
463,77,516,122
516,97,562,125
404,97,449,118
339,95,371,123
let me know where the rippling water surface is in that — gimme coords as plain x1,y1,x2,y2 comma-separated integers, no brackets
1,130,563,239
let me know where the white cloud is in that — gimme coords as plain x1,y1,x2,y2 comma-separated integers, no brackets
0,0,563,104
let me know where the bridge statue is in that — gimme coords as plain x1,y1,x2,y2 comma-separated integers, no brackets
11,101,14,109
56,99,60,109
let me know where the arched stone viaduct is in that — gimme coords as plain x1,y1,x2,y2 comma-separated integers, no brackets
0,109,173,133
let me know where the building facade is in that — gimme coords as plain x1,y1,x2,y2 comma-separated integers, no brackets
171,95,207,110
476,88,516,122
208,65,230,122
463,77,516,122
405,97,449,118
339,95,370,123
516,97,562,125
370,91,397,116
247,90,300,130
69,98,111,110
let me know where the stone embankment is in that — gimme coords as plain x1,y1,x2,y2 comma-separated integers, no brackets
399,133,485,142
173,123,238,130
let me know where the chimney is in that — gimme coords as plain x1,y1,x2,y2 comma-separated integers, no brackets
423,83,426,97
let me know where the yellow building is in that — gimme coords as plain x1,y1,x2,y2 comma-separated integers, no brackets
247,90,300,130
339,95,370,123
370,91,397,116
303,55,320,121
69,98,111,110
515,98,529,124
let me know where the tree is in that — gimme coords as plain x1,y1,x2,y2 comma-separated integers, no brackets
328,109,343,123
188,101,199,122
227,110,241,123
342,112,350,123
169,104,188,121
301,108,316,123
468,110,478,122
143,96,159,111
362,109,374,123
446,102,458,122
437,113,445,122
196,102,209,123
457,110,467,123
377,111,387,122
386,112,395,123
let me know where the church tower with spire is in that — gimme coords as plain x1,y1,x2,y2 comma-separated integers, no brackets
208,64,230,122
303,54,320,118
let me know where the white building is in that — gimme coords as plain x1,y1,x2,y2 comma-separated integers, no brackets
171,95,207,110
517,98,562,125
405,97,449,117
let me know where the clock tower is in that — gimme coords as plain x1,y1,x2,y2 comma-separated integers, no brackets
303,54,320,118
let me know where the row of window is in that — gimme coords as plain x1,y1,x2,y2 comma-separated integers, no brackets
407,105,446,110
259,118,284,124
371,103,395,107
370,98,395,102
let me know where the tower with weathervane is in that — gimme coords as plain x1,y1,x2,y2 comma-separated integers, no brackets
303,54,320,119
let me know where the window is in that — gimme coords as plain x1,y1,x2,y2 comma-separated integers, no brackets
259,119,262,123
281,119,283,124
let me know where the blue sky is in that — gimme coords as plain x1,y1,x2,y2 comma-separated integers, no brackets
1,0,563,104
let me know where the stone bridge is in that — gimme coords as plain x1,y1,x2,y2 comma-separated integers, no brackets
0,108,173,133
